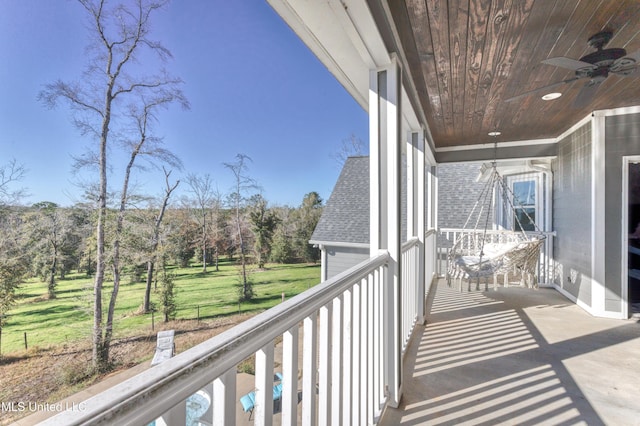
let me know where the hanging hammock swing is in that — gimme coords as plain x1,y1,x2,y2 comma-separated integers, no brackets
446,161,546,292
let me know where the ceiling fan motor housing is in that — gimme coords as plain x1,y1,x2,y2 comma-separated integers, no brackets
579,48,627,67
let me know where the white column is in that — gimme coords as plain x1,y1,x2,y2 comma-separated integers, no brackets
369,55,402,408
320,245,327,282
416,131,426,324
407,131,416,242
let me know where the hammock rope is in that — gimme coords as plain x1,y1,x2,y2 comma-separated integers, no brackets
446,160,546,291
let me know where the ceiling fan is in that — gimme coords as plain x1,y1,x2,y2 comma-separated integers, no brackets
506,31,640,106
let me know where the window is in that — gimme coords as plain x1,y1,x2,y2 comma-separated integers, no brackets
512,180,536,231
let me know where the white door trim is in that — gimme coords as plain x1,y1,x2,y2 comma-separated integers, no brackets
621,156,640,318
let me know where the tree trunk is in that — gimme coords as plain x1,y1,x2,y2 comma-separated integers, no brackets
143,172,178,312
143,260,154,312
92,95,110,371
48,254,57,299
237,215,249,298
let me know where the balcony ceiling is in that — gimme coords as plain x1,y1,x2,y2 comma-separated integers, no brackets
382,0,640,148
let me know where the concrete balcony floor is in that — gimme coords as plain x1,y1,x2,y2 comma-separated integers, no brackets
381,280,640,426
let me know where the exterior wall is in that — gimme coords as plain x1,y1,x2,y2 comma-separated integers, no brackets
325,245,370,280
605,112,640,313
552,123,592,306
436,162,485,249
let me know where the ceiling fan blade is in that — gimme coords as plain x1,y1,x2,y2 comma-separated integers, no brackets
611,49,640,75
543,57,596,71
504,77,580,103
573,81,600,108
626,48,640,61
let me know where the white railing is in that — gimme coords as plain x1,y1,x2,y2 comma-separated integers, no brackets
43,246,434,426
401,237,420,354
438,228,555,285
425,230,437,294
399,231,436,354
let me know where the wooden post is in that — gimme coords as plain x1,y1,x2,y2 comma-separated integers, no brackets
151,311,155,331
24,332,27,351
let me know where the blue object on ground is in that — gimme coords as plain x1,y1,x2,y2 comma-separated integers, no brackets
240,373,285,420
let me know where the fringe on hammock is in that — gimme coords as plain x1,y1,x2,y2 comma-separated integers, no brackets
446,232,544,292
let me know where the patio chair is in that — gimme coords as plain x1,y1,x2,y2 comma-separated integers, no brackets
240,373,284,420
150,330,175,366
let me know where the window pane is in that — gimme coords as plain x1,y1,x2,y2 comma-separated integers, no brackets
513,180,535,206
514,207,535,231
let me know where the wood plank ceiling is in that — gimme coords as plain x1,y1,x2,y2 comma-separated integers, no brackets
383,0,640,148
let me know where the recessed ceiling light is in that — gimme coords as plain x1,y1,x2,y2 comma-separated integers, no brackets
542,92,562,100
488,131,501,136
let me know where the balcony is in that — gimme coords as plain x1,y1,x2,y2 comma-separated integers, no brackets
34,226,640,425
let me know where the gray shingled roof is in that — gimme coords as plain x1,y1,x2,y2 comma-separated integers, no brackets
310,156,370,245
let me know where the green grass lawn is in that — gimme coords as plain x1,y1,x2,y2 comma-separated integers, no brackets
0,260,320,355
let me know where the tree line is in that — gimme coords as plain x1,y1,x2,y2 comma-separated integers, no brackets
0,163,323,328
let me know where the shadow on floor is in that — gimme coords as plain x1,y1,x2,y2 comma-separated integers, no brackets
381,281,640,426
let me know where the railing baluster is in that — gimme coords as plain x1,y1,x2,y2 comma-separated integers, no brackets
318,304,332,425
351,281,361,426
365,271,373,425
342,289,352,426
302,313,317,426
331,296,343,425
372,267,382,421
212,369,235,426
255,342,275,425
160,399,186,426
372,266,381,415
283,325,299,426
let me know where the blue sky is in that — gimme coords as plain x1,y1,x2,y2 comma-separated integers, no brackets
0,1,368,207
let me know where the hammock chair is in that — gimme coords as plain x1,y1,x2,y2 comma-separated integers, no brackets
446,162,546,292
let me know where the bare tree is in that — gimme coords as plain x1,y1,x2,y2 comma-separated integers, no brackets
0,159,27,206
224,154,260,301
142,168,179,313
26,202,75,299
330,133,366,168
248,195,279,269
0,162,27,335
186,173,218,273
39,0,187,370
